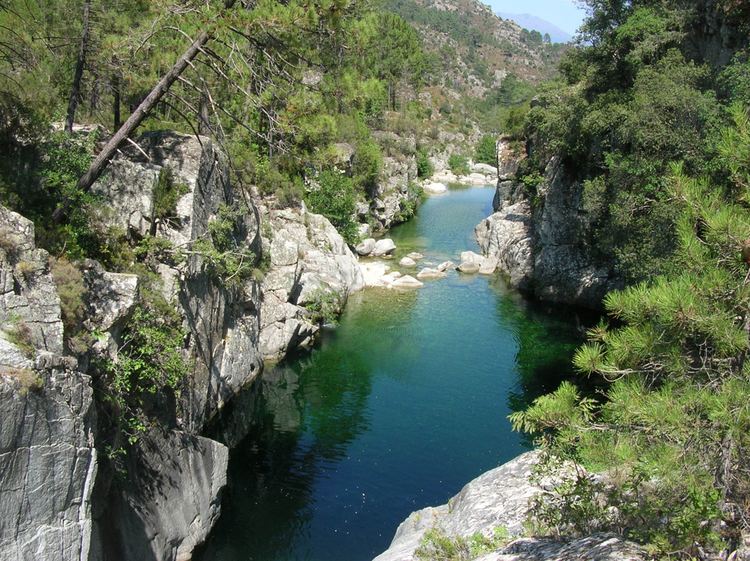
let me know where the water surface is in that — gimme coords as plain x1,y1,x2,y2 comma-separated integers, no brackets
201,186,589,561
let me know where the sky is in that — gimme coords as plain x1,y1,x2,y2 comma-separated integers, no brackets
485,0,587,35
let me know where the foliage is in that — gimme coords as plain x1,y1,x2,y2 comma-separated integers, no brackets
97,272,189,446
474,135,496,166
511,109,750,557
305,170,359,245
448,154,470,176
2,367,43,395
50,257,86,337
152,167,189,230
303,288,343,326
4,318,35,358
415,527,510,561
192,204,256,286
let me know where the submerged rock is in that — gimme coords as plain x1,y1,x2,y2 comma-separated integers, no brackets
406,252,424,261
399,257,417,268
437,261,456,272
391,275,423,289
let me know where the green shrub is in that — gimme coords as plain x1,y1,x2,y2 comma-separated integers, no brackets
353,139,382,194
152,166,189,231
305,170,359,245
303,288,342,326
448,153,470,176
474,135,496,165
415,527,509,561
50,257,86,337
416,148,433,178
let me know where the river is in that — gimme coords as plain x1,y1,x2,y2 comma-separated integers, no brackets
199,185,589,561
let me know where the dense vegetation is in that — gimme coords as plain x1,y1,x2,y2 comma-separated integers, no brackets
511,1,750,557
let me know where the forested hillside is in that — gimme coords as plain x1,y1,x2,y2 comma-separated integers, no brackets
510,1,750,557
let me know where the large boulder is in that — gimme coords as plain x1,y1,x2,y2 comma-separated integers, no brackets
94,429,228,561
372,452,647,561
372,238,397,257
258,205,364,361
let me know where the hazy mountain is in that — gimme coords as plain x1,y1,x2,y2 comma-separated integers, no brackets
498,12,573,43
385,0,564,98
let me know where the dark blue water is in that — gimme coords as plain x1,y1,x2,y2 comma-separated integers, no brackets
200,186,588,561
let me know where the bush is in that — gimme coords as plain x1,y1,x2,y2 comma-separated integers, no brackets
50,257,86,337
305,170,359,245
416,148,434,178
448,153,470,176
352,139,382,194
474,135,496,165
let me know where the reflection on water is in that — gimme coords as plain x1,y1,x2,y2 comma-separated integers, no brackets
200,187,592,561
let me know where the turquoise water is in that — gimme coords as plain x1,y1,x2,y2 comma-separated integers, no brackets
200,186,590,561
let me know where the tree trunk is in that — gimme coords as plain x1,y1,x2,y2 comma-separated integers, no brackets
198,89,210,135
112,72,121,129
53,29,211,223
65,0,92,133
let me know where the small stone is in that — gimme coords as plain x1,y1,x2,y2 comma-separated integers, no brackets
391,275,423,289
406,252,424,261
417,268,446,280
399,257,417,268
437,261,456,272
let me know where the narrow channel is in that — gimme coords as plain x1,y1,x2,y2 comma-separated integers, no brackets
200,185,589,561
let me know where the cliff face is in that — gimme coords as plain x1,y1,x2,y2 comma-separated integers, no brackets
0,206,98,561
0,129,370,561
476,139,620,309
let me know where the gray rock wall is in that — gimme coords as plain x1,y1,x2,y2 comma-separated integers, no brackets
93,429,227,561
476,139,619,309
0,367,97,561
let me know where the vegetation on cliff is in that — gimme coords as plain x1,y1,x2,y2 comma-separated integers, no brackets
511,1,750,557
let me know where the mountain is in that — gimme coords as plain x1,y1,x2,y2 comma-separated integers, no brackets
384,0,564,99
497,12,573,44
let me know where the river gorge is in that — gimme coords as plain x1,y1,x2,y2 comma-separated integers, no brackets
199,186,590,561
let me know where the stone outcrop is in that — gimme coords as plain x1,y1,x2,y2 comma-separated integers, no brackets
476,139,619,308
91,131,263,429
0,206,64,356
372,452,646,561
257,204,364,361
368,132,420,230
93,429,227,561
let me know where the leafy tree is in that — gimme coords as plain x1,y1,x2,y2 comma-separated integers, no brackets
511,106,750,558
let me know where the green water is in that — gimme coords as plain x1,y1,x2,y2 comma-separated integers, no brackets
200,186,590,561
